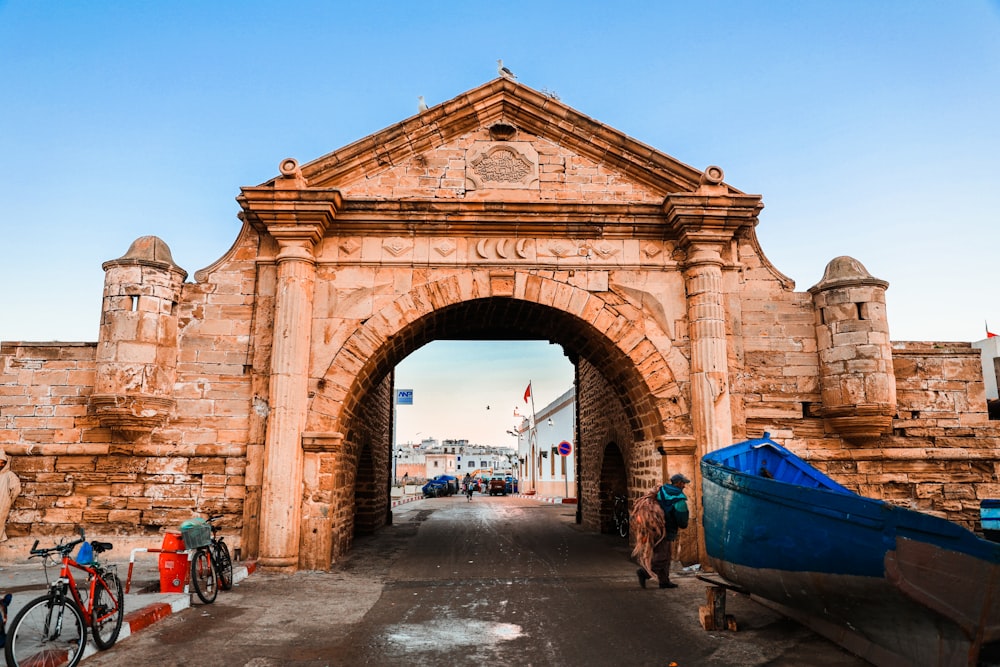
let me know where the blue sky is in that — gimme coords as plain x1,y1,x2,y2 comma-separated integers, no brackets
2,2,998,445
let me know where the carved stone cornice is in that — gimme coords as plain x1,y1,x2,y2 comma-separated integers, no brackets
237,159,342,248
301,432,345,453
663,167,763,251
655,435,697,456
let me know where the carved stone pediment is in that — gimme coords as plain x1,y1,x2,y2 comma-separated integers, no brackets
465,141,539,191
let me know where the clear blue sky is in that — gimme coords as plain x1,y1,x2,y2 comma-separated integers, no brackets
2,2,998,445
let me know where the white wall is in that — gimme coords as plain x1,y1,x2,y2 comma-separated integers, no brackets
972,337,1000,400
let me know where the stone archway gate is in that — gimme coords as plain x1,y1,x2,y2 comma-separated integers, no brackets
6,78,990,572
234,79,767,570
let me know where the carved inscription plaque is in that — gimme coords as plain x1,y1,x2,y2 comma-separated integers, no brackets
465,141,539,191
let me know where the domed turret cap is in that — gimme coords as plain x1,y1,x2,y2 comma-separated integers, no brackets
103,236,187,278
808,256,888,293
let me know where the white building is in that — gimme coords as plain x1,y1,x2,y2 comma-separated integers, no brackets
514,387,576,498
973,335,1000,401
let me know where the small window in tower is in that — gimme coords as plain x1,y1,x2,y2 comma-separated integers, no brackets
130,296,138,312
857,303,865,320
819,308,827,325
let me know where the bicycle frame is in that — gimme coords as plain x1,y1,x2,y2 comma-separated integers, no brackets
53,554,117,627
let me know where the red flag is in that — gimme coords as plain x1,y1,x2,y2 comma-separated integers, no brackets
523,382,532,403
988,322,998,338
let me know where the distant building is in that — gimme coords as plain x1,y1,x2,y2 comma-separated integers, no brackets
514,387,576,498
972,336,1000,403
412,438,516,482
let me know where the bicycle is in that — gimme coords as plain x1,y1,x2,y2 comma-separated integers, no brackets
207,516,234,593
5,528,124,667
182,515,233,605
612,493,630,539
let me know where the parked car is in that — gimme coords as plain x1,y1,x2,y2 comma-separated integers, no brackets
489,477,507,496
422,478,449,497
422,475,458,497
505,476,517,494
440,475,458,495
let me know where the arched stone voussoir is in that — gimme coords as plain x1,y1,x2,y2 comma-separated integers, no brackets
310,270,686,451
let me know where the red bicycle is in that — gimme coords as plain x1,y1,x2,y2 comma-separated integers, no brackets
4,529,124,667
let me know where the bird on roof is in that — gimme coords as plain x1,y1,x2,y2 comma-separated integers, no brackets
497,59,516,80
417,95,428,112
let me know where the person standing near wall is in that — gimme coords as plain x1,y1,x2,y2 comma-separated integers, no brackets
0,450,21,541
632,473,690,589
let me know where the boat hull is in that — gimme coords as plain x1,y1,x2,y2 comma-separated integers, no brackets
701,437,1000,667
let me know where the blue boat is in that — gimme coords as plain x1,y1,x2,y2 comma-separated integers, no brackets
701,433,1000,667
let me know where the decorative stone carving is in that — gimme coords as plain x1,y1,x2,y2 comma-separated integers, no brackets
340,239,360,256
383,237,411,257
465,141,539,191
593,241,619,259
515,238,530,259
435,240,456,257
89,395,176,437
549,242,573,258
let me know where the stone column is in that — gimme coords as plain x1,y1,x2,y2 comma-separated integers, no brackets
257,237,317,569
683,243,733,454
238,158,341,570
663,167,763,458
664,167,763,565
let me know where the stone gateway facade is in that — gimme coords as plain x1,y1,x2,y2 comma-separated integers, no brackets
2,79,999,569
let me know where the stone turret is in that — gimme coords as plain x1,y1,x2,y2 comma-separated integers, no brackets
88,236,187,437
808,256,896,441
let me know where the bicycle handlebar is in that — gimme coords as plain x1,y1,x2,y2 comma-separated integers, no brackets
29,536,85,559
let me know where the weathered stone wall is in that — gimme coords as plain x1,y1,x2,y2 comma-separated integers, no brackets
0,341,248,555
351,373,393,537
577,357,630,533
796,342,1000,531
0,226,263,556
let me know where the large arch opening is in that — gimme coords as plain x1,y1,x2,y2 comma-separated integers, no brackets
304,280,691,567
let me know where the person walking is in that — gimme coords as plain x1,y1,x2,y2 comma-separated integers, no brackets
632,473,690,589
463,473,474,501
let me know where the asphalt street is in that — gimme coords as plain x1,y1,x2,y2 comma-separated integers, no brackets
80,495,869,666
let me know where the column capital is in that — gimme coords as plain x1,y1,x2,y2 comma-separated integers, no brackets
237,186,343,256
663,166,763,250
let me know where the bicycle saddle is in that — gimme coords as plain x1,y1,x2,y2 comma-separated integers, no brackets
91,541,113,553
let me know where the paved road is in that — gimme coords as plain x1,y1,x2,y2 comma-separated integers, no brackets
83,495,869,666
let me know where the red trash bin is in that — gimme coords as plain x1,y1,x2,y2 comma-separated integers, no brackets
158,530,189,593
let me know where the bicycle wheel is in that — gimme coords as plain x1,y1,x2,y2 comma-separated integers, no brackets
90,571,124,649
211,540,234,591
5,593,87,667
615,508,629,538
190,548,217,604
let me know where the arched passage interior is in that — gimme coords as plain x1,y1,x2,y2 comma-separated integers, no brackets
300,290,692,568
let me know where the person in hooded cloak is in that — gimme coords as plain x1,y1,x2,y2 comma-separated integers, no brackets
0,450,21,542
